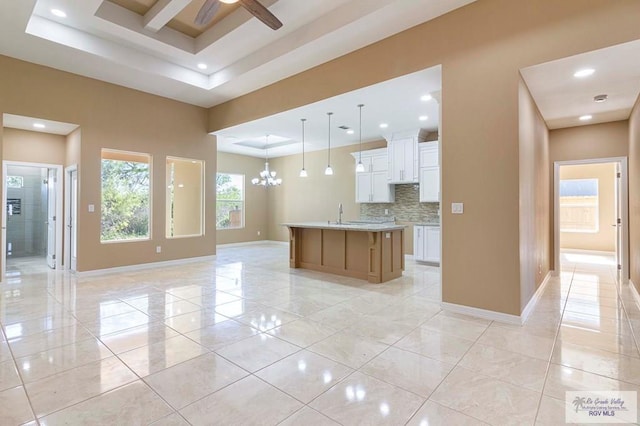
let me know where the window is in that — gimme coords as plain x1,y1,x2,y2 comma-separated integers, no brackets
166,157,204,238
6,176,23,188
216,173,244,229
559,178,599,233
101,149,151,242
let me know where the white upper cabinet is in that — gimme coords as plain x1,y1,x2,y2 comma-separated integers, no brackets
388,137,419,183
352,148,394,203
419,142,440,202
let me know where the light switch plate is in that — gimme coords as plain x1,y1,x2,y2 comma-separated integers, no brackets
88,204,95,213
451,202,464,214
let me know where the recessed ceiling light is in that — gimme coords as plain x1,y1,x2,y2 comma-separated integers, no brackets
573,68,595,78
197,63,208,70
51,9,66,18
346,129,355,135
420,94,433,102
219,0,239,3
33,123,46,129
593,94,608,103
419,115,428,121
379,123,389,129
579,115,593,121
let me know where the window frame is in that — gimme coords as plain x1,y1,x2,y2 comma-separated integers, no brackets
166,156,205,239
100,149,153,243
559,178,599,234
216,173,245,230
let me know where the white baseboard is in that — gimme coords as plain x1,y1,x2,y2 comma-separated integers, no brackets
77,254,216,277
441,302,522,325
520,271,552,323
561,249,616,257
216,240,287,248
441,272,552,325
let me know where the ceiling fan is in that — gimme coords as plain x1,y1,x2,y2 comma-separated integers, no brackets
194,0,283,30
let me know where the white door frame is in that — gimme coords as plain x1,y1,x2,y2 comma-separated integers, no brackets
64,165,78,271
1,161,63,280
553,157,629,282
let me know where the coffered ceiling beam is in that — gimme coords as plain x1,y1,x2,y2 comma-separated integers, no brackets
144,0,191,32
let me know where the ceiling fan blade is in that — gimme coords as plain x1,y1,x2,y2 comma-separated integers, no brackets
194,0,221,26
239,0,282,30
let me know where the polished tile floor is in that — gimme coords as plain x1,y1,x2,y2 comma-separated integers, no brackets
1,246,639,425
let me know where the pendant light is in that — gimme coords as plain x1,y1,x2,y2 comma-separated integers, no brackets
251,135,282,186
299,118,308,177
355,104,366,172
325,112,334,176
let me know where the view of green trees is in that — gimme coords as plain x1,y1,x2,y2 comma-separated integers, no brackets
216,173,244,229
101,159,150,241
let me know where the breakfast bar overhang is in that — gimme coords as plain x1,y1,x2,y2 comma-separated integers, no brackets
283,222,405,284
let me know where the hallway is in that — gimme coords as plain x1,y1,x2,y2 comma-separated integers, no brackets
0,245,638,424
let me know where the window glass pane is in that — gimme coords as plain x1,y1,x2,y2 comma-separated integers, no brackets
101,149,151,242
166,157,204,238
559,178,598,233
216,173,244,229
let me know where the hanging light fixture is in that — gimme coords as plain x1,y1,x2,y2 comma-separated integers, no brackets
325,112,334,175
251,135,282,186
299,118,308,177
356,104,365,172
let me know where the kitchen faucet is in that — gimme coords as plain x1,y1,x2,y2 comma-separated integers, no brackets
338,203,343,224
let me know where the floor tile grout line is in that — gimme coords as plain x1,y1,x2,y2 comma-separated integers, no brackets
532,263,574,425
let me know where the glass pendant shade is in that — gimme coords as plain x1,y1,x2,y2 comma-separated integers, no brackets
325,166,333,175
299,168,307,177
356,161,365,172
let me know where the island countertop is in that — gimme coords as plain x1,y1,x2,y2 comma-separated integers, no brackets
282,222,406,232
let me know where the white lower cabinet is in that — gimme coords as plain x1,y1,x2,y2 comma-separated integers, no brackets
414,225,440,263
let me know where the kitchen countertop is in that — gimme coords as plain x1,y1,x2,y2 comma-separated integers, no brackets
282,222,406,232
415,222,440,227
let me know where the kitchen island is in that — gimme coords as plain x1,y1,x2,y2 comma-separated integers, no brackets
283,222,405,283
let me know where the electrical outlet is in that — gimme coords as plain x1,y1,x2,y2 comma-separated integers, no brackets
156,246,161,254
384,209,389,215
257,231,261,236
88,204,95,213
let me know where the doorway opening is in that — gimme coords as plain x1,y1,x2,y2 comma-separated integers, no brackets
554,157,628,284
1,161,63,277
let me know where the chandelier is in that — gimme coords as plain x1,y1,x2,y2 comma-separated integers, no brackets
251,135,282,186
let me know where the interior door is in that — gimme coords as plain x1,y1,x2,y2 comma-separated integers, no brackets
46,168,56,269
70,169,78,271
614,162,622,280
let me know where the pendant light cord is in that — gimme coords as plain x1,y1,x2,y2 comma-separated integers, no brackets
327,112,333,166
358,104,364,163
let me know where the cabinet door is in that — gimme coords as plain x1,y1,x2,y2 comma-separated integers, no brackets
414,226,425,261
419,144,438,168
388,140,405,182
371,154,388,173
358,154,373,172
371,171,393,202
356,172,372,203
419,166,440,202
425,227,441,263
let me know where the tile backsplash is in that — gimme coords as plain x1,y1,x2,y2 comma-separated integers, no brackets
360,184,440,223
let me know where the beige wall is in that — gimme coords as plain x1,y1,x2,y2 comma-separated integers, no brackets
0,55,216,273
268,140,386,239
550,121,629,162
216,151,268,245
630,95,640,289
66,128,81,168
209,0,640,316
3,128,66,165
549,120,629,269
518,78,550,311
559,163,616,252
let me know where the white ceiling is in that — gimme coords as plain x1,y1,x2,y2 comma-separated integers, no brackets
521,39,640,130
3,114,79,136
215,66,441,158
0,0,475,108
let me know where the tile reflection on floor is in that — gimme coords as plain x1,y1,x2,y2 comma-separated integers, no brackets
0,245,639,424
